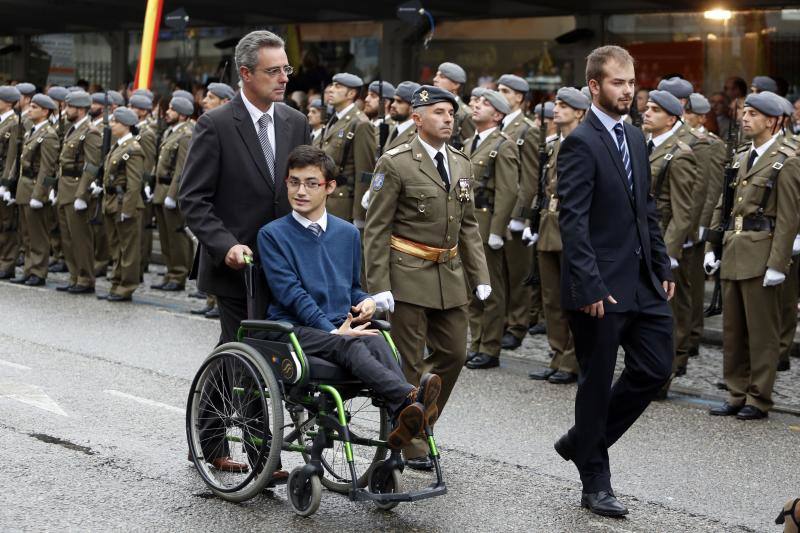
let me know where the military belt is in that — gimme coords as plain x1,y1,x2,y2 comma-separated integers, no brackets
390,235,458,264
21,169,35,179
726,215,774,233
61,168,82,178
157,176,172,184
104,184,126,195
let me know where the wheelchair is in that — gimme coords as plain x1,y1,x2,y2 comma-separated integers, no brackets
185,263,446,517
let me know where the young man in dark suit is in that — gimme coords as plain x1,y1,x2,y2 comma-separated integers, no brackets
180,30,311,346
554,45,676,517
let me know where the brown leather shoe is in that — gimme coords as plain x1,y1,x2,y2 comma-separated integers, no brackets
266,469,289,487
211,457,249,472
416,373,441,426
388,402,425,450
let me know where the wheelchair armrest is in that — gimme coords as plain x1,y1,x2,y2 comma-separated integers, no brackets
240,320,295,334
370,319,391,331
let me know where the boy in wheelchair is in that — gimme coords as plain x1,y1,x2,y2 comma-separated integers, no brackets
255,145,441,451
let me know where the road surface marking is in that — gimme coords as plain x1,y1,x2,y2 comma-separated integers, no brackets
0,359,31,371
104,389,185,414
0,381,68,416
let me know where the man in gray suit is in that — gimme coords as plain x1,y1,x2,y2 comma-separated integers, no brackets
180,30,310,346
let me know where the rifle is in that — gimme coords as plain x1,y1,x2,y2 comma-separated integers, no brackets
375,79,390,157
9,107,23,200
89,93,112,225
704,106,740,317
524,100,550,286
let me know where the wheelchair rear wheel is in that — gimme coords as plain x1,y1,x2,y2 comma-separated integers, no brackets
186,342,284,502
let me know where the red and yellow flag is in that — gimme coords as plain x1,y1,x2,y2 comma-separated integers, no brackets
134,0,164,89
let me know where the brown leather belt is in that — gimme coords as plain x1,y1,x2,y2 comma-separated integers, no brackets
390,235,458,264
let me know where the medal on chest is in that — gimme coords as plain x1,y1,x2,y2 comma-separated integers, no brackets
457,177,471,203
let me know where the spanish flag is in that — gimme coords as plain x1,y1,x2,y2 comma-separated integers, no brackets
134,0,164,89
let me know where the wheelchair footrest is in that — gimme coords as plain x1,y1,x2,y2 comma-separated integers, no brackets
349,482,447,503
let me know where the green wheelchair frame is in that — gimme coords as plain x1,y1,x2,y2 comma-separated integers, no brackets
185,263,446,517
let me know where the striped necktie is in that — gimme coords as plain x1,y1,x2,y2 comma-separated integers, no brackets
308,223,322,237
257,113,275,182
613,123,633,191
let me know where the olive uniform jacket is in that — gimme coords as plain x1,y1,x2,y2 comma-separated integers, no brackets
364,136,490,310
101,136,145,217
383,123,417,154
708,142,800,281
699,132,728,231
153,121,193,205
464,128,519,243
649,133,698,260
0,111,19,185
501,112,541,221
57,118,102,205
321,105,375,222
16,122,60,205
135,121,158,188
537,137,563,252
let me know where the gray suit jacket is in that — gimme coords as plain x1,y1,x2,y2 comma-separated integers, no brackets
179,92,310,299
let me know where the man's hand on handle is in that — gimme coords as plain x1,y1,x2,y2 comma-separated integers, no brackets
225,244,253,270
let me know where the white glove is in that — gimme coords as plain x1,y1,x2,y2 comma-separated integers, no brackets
792,234,800,256
144,185,153,202
120,212,130,222
475,284,492,301
73,198,88,211
698,226,708,241
360,189,371,210
29,198,44,210
763,268,786,287
48,189,56,205
487,233,504,250
372,291,395,313
703,251,720,275
0,185,6,196
522,227,539,247
3,191,14,205
508,219,526,232
89,182,103,198
164,196,177,210
669,256,679,269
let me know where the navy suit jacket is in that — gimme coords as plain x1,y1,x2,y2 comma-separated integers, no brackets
556,109,672,312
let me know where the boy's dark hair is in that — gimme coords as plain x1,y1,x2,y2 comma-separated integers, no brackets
287,144,337,183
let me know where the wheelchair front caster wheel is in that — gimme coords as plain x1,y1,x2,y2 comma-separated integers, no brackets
287,466,322,517
368,462,402,511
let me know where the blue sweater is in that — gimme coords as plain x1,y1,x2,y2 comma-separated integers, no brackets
257,213,369,332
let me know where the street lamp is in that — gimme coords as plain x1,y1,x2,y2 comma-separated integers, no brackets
704,9,733,21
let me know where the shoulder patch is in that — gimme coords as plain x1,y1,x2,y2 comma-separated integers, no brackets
386,144,411,157
447,144,470,160
778,144,796,157
372,173,385,191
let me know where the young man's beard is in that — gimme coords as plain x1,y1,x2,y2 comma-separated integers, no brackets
391,112,409,122
598,89,630,116
89,108,102,119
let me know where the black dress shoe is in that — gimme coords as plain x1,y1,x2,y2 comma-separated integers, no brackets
68,285,95,294
465,353,500,369
528,323,547,336
9,275,29,284
96,293,108,300
56,283,75,292
529,367,557,381
736,405,768,420
150,280,167,290
48,261,67,273
554,434,574,462
581,490,628,517
24,275,45,286
777,360,790,372
500,332,522,350
204,307,220,319
548,371,577,384
715,381,729,391
0,270,13,280
675,365,687,377
709,402,742,416
160,281,185,292
190,305,213,315
405,456,433,471
188,290,207,299
107,293,132,302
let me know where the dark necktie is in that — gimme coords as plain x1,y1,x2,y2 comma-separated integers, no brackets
470,134,480,154
747,149,758,171
613,123,634,191
647,139,655,155
388,128,398,143
326,114,338,131
434,152,450,191
308,223,322,238
257,113,275,183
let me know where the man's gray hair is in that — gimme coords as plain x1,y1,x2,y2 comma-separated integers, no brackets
235,30,285,72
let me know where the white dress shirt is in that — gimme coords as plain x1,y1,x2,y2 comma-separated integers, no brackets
650,121,683,149
115,132,133,146
417,136,450,180
292,209,328,232
394,118,415,137
749,133,780,168
501,109,522,130
241,89,275,157
472,126,497,151
591,103,627,146
335,103,355,121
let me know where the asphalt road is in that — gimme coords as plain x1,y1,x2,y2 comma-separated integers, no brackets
0,280,797,532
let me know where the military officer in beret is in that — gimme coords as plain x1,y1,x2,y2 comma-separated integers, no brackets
469,86,486,108
642,90,700,388
151,96,194,292
321,73,375,225
16,83,35,130
533,101,557,139
433,62,475,149
684,93,728,357
46,86,69,137
8,94,60,286
525,87,590,384
88,92,114,277
365,80,395,127
53,91,102,294
364,85,490,469
0,86,21,279
129,94,158,279
384,81,420,154
705,92,800,419
462,90,519,370
45,85,70,273
307,99,326,147
751,76,778,94
496,73,543,349
132,88,154,101
108,90,125,110
99,107,145,301
202,83,234,111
